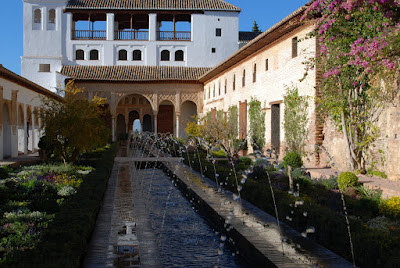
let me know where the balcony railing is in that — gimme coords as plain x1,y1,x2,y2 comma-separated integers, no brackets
157,31,191,41
114,30,149,40
72,30,106,40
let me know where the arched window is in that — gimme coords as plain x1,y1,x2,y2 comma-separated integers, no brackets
133,50,142,61
90,49,99,60
131,97,136,104
34,9,41,24
233,74,236,91
225,79,227,94
253,63,257,83
49,9,56,24
75,49,84,60
242,69,246,87
118,49,127,61
161,50,170,61
218,81,221,96
175,50,184,61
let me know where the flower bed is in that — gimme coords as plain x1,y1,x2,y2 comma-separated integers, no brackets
0,143,118,267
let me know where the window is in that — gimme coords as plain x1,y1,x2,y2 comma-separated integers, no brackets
75,49,84,60
265,58,269,71
242,69,246,87
233,74,236,91
39,64,50,72
213,84,215,98
218,82,221,96
161,50,170,61
133,50,142,61
49,9,56,24
224,79,227,94
175,50,184,61
211,48,216,53
253,63,257,83
90,49,99,60
216,28,221,37
118,49,127,61
208,87,210,99
34,9,41,24
292,37,298,58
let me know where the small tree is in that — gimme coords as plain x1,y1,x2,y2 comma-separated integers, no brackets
283,85,310,156
40,81,110,165
248,97,266,151
252,20,261,33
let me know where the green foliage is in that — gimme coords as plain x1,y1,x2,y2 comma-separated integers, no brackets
283,85,310,156
228,105,239,140
303,1,400,171
252,20,261,32
212,150,227,158
367,170,388,179
356,185,382,202
337,172,359,191
0,167,10,180
248,97,266,151
40,81,110,164
379,196,400,219
283,151,303,169
314,176,338,190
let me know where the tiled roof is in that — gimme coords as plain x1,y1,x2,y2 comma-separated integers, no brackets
0,65,63,101
66,0,241,11
239,31,262,43
60,65,211,82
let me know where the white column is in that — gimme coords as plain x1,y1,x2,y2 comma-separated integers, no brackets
106,13,115,40
23,105,28,154
66,13,72,40
111,116,116,142
149,13,157,41
176,112,180,138
153,111,158,135
31,110,35,153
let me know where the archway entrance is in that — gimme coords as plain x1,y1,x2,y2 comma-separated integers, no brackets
180,101,197,138
158,101,174,134
3,104,12,158
143,114,152,132
116,94,153,137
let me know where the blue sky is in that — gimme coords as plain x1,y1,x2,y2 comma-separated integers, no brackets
0,0,309,75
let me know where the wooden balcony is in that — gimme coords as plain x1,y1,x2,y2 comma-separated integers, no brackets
157,31,191,41
114,30,149,40
72,30,106,40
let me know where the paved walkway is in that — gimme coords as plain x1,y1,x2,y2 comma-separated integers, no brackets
0,152,40,168
306,167,400,198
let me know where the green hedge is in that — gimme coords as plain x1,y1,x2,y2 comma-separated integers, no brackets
7,143,119,268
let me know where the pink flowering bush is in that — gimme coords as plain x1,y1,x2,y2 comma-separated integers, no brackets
302,0,400,171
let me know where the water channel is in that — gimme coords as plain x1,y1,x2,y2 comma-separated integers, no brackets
135,167,245,267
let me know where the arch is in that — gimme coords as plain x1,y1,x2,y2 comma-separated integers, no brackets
116,114,126,139
90,49,99,60
133,50,142,61
118,49,127,61
143,114,152,132
180,101,197,138
124,97,129,105
161,50,170,61
3,104,12,158
131,97,136,104
128,110,140,132
139,97,144,104
76,49,84,60
175,50,184,61
49,9,56,24
34,9,41,24
158,100,174,134
116,94,153,111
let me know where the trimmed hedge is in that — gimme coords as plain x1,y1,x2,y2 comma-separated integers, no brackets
8,143,119,268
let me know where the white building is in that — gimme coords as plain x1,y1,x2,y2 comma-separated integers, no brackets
21,0,241,92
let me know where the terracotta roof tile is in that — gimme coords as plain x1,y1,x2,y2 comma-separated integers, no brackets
66,0,240,11
60,65,211,82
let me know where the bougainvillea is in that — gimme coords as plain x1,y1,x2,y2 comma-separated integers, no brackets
302,0,400,171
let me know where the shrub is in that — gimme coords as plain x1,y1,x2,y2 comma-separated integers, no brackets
337,172,359,191
379,196,400,219
314,176,338,190
283,151,303,169
0,166,10,179
212,150,227,158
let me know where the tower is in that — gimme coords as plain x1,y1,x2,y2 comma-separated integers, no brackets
21,0,68,91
